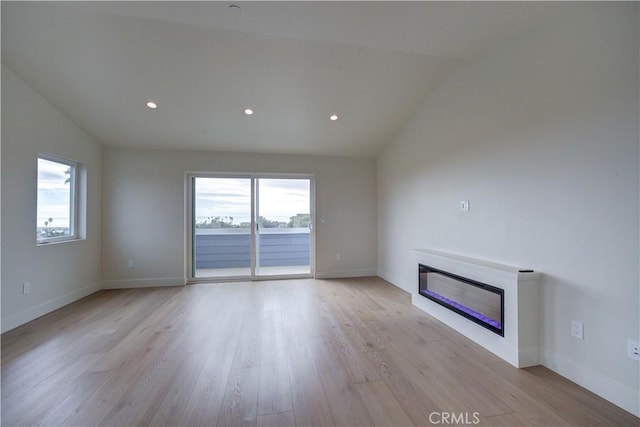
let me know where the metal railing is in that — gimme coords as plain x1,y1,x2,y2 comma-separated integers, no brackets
194,228,310,269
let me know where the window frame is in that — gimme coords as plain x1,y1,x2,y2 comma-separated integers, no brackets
36,153,79,245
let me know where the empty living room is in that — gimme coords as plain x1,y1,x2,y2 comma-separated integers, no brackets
1,2,638,426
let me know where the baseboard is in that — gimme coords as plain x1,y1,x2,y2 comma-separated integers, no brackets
314,268,377,279
101,276,187,289
377,270,413,293
519,347,542,368
542,349,640,417
1,281,101,333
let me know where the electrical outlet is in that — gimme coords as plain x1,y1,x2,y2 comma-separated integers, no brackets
628,339,640,361
22,282,30,294
127,260,134,269
460,200,470,211
336,254,342,262
571,321,584,340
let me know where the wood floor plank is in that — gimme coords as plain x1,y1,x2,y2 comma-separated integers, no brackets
2,277,637,427
216,366,260,427
427,341,572,426
35,371,113,427
308,335,374,426
1,289,171,395
230,306,263,370
257,311,293,416
322,283,386,353
284,336,335,427
177,283,251,426
88,291,187,373
423,340,513,417
178,346,237,426
257,411,295,427
319,278,384,321
178,283,247,355
355,379,414,427
98,349,185,426
385,342,477,415
145,351,209,426
320,302,382,384
364,349,433,426
60,331,176,426
284,280,333,339
370,306,450,349
3,353,104,426
281,284,336,427
433,328,503,366
1,289,129,360
483,412,535,426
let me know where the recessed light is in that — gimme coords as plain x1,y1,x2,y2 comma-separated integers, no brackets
330,114,339,121
229,4,241,12
244,108,254,115
146,101,157,109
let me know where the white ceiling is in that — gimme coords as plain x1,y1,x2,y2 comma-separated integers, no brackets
2,1,568,157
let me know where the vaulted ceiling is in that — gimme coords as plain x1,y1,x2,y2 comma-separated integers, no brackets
2,2,568,157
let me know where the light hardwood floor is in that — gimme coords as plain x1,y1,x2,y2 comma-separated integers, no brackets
2,277,637,426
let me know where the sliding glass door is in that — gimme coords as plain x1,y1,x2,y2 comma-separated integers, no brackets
255,178,311,277
192,177,252,278
190,175,313,281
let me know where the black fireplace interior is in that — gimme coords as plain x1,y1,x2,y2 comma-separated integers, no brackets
418,264,504,336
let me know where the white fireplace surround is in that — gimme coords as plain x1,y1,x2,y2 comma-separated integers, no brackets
413,249,541,368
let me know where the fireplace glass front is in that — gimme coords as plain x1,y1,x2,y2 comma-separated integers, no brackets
419,264,504,336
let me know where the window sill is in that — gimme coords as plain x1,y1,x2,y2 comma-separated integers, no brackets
37,237,84,246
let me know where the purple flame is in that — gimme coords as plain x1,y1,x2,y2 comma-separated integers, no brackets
422,289,502,330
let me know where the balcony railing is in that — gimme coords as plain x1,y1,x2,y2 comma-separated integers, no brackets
194,227,310,269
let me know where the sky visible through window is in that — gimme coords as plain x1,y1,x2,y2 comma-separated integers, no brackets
37,158,71,230
194,177,310,225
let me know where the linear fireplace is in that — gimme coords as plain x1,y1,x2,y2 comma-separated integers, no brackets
413,249,541,368
418,264,504,336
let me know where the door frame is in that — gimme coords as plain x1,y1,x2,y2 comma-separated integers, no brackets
186,172,315,283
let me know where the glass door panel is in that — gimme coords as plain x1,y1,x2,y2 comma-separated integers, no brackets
193,177,252,278
255,178,311,277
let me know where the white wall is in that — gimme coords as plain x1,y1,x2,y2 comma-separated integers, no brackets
1,65,102,332
101,147,377,287
377,3,639,416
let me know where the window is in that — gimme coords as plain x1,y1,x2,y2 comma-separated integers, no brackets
36,154,78,244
